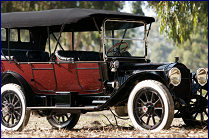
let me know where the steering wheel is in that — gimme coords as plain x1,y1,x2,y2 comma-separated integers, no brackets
107,42,129,56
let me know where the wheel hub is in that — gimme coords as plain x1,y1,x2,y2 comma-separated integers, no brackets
142,104,154,114
4,104,14,114
8,104,15,114
142,106,148,113
195,96,208,113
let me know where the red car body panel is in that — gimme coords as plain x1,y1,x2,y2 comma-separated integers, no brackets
1,61,103,95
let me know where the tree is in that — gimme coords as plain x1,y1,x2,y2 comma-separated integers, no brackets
148,1,208,44
168,27,208,71
1,1,124,12
148,22,173,62
132,1,144,15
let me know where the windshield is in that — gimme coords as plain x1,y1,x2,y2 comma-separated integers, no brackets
104,20,147,57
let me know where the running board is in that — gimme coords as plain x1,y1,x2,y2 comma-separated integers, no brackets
92,100,107,104
27,106,98,110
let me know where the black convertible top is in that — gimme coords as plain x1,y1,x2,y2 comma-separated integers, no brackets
1,8,155,31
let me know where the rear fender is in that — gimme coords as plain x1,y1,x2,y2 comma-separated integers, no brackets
1,71,35,107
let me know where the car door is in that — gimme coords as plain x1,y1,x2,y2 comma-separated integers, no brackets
30,63,57,92
75,61,103,92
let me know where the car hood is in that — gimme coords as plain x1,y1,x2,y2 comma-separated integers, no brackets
119,61,190,78
120,62,174,71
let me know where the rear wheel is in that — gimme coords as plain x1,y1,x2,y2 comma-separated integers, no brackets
1,83,30,131
47,113,80,130
128,80,174,132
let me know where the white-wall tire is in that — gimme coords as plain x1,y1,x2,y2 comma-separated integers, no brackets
128,80,174,132
1,83,30,131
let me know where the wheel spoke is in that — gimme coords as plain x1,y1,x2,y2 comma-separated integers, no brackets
7,115,11,123
146,115,151,125
154,112,161,119
155,107,163,110
13,100,19,107
2,102,7,107
200,113,204,121
153,98,160,106
138,112,147,120
53,116,60,123
3,113,9,119
14,111,21,116
62,116,65,122
200,89,202,96
150,92,154,103
2,96,9,103
55,115,58,120
58,116,61,122
2,96,7,102
65,114,70,120
14,107,21,110
194,112,198,119
12,114,15,124
13,113,17,120
152,115,156,125
137,102,142,106
8,94,12,103
204,110,208,116
12,94,16,104
144,92,149,103
139,98,146,105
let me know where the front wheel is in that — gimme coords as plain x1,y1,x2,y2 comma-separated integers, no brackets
128,80,174,132
47,113,80,130
182,88,208,127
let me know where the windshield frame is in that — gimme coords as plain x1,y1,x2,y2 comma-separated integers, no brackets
102,19,148,61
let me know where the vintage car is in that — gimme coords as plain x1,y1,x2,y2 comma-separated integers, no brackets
1,8,208,132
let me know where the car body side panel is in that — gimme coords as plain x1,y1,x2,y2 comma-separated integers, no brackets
54,62,103,93
1,61,104,95
30,63,57,91
1,61,34,88
76,63,103,91
53,63,78,92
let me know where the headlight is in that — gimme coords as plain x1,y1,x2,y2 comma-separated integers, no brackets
196,68,208,86
168,67,181,86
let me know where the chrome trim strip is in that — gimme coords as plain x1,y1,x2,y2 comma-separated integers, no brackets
105,37,144,41
56,92,71,94
27,106,98,110
76,68,100,70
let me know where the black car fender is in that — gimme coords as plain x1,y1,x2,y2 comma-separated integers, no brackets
104,70,169,107
1,71,35,107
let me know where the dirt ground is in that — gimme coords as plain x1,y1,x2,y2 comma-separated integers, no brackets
1,110,208,138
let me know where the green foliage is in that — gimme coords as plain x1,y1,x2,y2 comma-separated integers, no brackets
1,1,124,12
168,28,208,71
148,1,208,45
148,22,173,62
132,1,144,15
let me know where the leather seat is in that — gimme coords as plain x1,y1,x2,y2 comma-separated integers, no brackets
56,50,102,61
26,51,50,62
2,48,49,62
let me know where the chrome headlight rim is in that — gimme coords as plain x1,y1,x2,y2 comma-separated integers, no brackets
168,67,181,86
196,68,208,86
